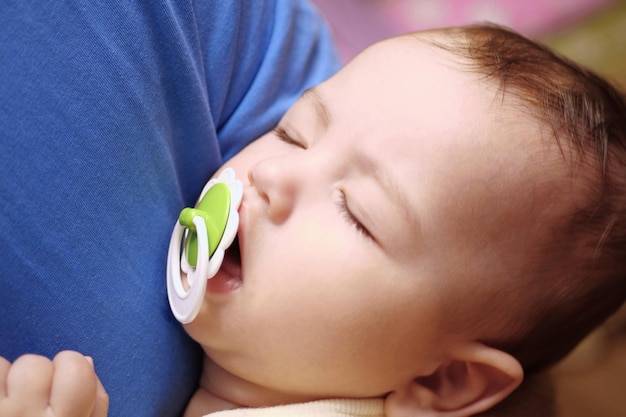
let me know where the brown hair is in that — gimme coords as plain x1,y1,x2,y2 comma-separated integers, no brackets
419,24,626,372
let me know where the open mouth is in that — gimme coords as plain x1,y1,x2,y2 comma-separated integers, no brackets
225,235,241,273
206,235,243,294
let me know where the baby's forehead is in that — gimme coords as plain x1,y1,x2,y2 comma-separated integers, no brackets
366,35,580,212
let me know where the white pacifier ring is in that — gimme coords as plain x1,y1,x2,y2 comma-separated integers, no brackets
167,216,209,323
166,168,242,324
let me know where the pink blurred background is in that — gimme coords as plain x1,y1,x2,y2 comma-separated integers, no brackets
311,0,620,62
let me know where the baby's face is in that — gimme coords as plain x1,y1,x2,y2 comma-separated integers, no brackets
184,36,572,401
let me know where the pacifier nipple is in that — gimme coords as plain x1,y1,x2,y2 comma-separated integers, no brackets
166,168,243,323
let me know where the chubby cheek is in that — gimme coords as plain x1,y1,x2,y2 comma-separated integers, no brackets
238,283,427,395
245,240,394,344
245,222,364,304
248,239,438,382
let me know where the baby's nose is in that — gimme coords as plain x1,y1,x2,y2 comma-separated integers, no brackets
248,158,299,223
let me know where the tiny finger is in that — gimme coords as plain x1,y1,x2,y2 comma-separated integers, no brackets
6,354,54,408
50,351,97,417
0,356,10,398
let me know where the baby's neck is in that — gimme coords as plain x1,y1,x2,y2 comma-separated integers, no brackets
184,386,238,417
183,360,243,417
184,357,312,417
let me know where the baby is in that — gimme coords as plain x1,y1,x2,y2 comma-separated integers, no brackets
1,24,625,417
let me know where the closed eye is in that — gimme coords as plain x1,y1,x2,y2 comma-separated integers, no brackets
273,127,306,149
337,191,372,239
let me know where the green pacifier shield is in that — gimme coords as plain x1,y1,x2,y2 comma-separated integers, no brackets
178,182,231,268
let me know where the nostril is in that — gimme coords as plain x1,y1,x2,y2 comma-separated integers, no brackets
257,188,270,204
248,169,271,204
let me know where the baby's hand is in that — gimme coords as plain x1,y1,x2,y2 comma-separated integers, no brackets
0,351,108,417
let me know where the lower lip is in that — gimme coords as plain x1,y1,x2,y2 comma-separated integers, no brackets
206,249,242,295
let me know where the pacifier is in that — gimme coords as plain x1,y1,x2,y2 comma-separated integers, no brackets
167,168,243,323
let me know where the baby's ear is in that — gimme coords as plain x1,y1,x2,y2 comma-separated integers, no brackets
384,342,523,417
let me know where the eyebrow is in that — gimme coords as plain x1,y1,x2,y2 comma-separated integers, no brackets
301,87,331,128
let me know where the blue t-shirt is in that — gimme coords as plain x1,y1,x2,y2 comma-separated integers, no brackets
0,1,339,415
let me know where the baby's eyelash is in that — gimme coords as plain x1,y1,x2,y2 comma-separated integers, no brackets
273,127,305,148
337,191,371,239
